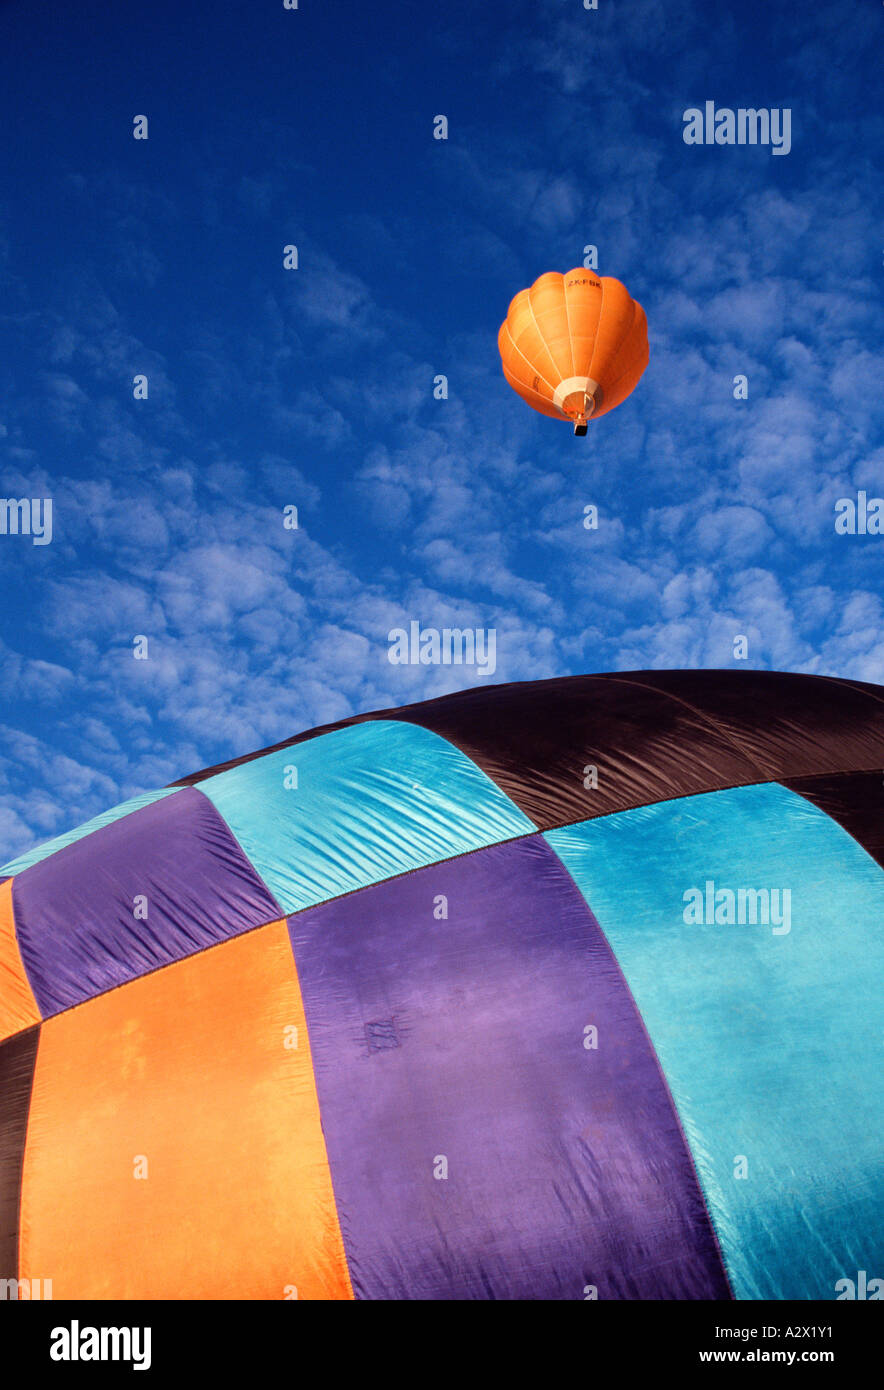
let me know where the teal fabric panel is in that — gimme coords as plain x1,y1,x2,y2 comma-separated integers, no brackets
0,787,180,876
546,783,884,1300
198,720,536,913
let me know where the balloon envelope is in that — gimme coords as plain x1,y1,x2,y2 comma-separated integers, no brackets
498,268,649,433
1,669,883,1299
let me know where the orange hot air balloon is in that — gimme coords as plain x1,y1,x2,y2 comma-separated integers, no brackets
498,268,649,435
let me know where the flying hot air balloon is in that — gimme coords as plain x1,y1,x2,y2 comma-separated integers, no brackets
498,268,649,434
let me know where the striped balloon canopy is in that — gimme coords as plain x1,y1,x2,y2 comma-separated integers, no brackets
2,669,883,1300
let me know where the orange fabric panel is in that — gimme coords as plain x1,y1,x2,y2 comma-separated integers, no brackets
588,276,637,386
501,367,561,418
498,330,560,416
528,272,573,380
19,920,353,1300
594,304,650,418
0,879,41,1042
601,299,648,386
563,270,604,377
502,288,560,390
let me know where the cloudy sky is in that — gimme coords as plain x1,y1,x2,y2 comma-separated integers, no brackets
1,0,882,862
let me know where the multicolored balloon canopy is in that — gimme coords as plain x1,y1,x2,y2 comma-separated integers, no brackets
2,669,883,1300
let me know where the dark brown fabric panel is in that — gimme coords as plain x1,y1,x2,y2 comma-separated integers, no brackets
0,1024,39,1281
836,677,884,707
782,771,884,870
606,671,884,780
169,670,884,831
390,675,766,827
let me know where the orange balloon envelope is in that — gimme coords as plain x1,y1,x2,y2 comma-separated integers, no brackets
498,268,649,435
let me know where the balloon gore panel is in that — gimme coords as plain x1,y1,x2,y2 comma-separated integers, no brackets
287,836,731,1300
11,787,282,1016
17,922,352,1299
547,783,884,1300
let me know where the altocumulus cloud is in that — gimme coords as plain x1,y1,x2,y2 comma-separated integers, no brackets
0,0,882,861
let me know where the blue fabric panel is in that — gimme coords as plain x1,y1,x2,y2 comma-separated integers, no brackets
0,788,179,876
198,720,535,914
546,783,884,1300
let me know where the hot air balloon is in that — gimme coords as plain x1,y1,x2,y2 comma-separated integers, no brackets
2,669,883,1299
498,268,649,434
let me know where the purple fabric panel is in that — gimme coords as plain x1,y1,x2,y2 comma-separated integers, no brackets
12,788,282,1016
288,835,731,1300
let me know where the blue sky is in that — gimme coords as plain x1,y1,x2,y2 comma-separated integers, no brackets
1,0,883,862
